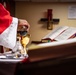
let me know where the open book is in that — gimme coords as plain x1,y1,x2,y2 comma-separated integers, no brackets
42,26,76,42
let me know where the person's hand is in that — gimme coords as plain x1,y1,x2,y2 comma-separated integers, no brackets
18,19,30,32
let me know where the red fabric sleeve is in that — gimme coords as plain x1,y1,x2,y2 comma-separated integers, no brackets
0,3,12,34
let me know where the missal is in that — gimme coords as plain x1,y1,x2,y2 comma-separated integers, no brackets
41,26,76,42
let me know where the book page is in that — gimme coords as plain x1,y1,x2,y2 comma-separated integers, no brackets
55,27,76,41
42,26,69,40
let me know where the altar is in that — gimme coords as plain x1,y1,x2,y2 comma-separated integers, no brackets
15,38,76,75
0,38,76,75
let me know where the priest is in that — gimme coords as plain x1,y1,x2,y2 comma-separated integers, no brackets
0,3,30,50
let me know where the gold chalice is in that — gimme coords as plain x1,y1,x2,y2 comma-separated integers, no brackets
21,33,30,56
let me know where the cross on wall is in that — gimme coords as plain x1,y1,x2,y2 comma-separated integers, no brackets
40,9,60,30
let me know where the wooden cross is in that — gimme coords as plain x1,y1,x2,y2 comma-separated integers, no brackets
40,9,60,30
